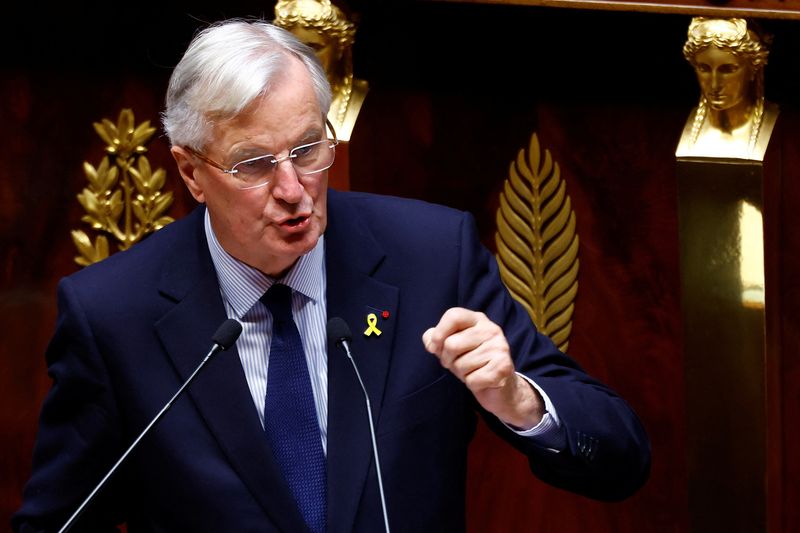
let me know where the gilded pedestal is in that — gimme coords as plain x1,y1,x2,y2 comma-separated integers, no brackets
676,158,768,533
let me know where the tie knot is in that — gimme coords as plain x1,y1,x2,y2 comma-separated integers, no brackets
261,283,294,323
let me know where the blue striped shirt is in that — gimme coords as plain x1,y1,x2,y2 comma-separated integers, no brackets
204,211,329,452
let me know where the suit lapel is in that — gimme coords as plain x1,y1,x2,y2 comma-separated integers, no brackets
325,191,399,533
154,208,309,533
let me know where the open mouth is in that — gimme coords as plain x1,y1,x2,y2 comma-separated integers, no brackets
284,216,309,228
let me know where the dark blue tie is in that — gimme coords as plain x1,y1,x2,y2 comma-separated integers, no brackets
261,283,326,533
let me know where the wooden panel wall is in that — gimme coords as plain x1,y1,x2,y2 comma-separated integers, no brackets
2,2,798,531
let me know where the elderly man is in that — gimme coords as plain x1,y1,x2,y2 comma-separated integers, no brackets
14,19,649,533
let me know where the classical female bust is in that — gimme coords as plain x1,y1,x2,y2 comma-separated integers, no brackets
274,0,368,141
676,17,778,160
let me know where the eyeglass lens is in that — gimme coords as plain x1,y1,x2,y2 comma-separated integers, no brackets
231,139,335,187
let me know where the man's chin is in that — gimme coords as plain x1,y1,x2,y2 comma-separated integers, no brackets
280,228,321,256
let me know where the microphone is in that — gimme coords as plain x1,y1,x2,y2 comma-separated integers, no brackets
327,317,391,533
58,318,243,533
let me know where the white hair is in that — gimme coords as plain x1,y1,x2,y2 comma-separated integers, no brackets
163,19,332,148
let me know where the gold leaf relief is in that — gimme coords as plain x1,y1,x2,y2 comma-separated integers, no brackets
150,168,166,192
103,165,120,192
495,133,579,352
108,190,124,222
153,193,174,217
544,237,579,288
117,110,134,140
153,216,175,230
93,121,116,149
77,189,100,217
540,180,565,225
83,162,100,189
129,165,148,196
549,316,573,348
132,202,147,225
71,231,109,266
131,120,157,148
497,194,532,257
542,211,575,266
73,109,174,266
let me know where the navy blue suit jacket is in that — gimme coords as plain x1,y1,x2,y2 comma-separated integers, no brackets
14,190,649,532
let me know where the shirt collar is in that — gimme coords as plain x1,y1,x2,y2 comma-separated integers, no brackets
204,209,325,318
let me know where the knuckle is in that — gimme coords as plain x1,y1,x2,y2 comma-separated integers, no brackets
441,336,459,357
486,367,504,386
464,372,480,389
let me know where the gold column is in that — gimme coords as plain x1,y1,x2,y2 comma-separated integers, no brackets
677,17,780,531
677,159,767,533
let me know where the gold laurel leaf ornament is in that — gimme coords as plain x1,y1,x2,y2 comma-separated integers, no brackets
72,109,175,266
495,133,579,352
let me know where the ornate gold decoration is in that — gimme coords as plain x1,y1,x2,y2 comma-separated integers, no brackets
676,17,778,161
495,133,579,352
274,0,368,141
72,109,174,266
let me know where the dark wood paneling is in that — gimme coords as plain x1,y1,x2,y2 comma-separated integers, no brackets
776,107,800,533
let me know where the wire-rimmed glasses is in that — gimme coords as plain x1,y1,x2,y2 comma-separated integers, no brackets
184,120,339,190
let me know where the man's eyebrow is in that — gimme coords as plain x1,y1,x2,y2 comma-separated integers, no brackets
228,145,271,162
298,126,324,143
227,126,325,160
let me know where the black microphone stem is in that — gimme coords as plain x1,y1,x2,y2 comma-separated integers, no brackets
58,318,241,533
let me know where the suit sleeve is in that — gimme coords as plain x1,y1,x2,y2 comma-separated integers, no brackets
455,211,651,501
12,277,126,532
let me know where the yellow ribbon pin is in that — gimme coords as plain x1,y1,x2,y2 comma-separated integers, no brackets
363,313,382,337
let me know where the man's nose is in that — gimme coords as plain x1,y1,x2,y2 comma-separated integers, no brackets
271,158,304,202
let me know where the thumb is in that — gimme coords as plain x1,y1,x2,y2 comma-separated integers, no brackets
422,328,437,354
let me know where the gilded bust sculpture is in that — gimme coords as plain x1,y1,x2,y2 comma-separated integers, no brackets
274,0,368,141
676,17,778,161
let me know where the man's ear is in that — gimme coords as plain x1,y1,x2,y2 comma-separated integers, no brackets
171,146,206,203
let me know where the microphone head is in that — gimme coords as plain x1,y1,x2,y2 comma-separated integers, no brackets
327,317,352,347
212,319,243,349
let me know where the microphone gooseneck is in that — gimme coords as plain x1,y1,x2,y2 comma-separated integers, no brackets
58,319,243,533
327,317,391,533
